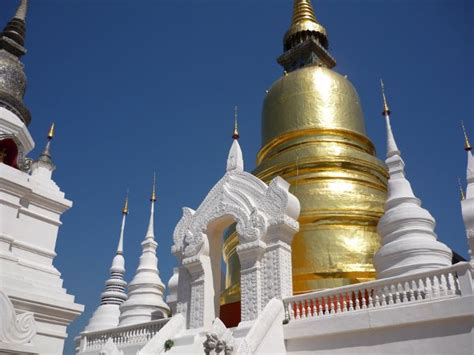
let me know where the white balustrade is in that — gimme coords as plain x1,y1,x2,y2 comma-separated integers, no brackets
79,318,169,351
283,262,473,321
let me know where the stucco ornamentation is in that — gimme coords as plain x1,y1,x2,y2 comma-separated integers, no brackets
0,289,37,345
203,318,234,355
171,139,300,329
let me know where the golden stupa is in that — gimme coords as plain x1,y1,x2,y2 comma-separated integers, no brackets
221,0,388,310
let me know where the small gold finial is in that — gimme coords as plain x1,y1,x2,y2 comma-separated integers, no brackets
122,191,129,215
380,79,391,116
150,173,157,202
232,106,239,140
47,122,55,140
292,0,318,24
461,120,472,151
285,0,328,49
459,177,465,201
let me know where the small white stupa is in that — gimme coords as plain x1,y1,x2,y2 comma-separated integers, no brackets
118,175,170,326
374,80,452,278
84,195,129,332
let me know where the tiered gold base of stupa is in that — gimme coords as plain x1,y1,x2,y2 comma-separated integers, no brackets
220,65,388,306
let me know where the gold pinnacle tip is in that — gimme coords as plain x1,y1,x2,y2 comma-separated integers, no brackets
47,122,55,140
380,79,391,116
151,173,157,202
292,0,318,25
284,0,328,49
122,192,129,215
458,178,465,201
461,120,472,151
232,106,239,140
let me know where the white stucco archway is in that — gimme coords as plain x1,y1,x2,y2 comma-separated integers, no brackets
171,139,300,329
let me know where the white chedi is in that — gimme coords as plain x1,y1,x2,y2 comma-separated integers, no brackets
374,92,452,278
118,180,170,326
460,126,474,265
165,267,179,315
85,197,129,332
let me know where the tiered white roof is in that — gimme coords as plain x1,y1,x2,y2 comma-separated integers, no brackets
85,196,129,332
374,82,452,278
118,177,170,326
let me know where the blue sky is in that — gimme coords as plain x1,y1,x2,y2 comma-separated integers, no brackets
2,0,472,353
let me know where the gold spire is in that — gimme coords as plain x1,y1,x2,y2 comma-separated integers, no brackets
150,173,157,202
47,122,55,140
232,106,239,140
380,79,391,116
285,0,328,49
459,177,465,201
292,0,318,24
461,120,472,151
38,122,55,164
122,192,129,215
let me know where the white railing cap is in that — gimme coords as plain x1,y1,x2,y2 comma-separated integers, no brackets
80,317,170,338
284,262,472,303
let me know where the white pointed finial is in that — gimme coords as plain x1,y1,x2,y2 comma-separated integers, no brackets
380,80,400,158
226,139,244,172
14,0,28,21
146,175,156,239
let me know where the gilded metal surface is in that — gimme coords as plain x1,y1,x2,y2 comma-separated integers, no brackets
284,0,327,48
221,227,241,305
462,120,472,151
122,193,129,215
221,64,388,303
151,173,157,202
47,122,55,139
380,79,391,116
261,66,367,148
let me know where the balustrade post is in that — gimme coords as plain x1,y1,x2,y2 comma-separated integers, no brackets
456,263,474,296
336,295,342,313
447,272,456,295
368,288,373,308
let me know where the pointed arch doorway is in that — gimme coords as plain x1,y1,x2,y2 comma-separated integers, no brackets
172,139,300,329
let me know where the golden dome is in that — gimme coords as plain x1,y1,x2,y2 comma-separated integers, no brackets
221,0,388,308
261,66,367,150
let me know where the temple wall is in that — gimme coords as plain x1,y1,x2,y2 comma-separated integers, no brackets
285,296,473,355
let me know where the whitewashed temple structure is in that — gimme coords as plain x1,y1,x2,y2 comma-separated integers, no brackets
0,1,473,354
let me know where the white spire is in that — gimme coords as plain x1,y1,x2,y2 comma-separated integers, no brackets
374,83,452,278
385,115,400,158
460,122,474,265
84,195,129,332
145,173,156,238
381,80,400,158
14,0,28,21
116,193,128,254
118,176,170,326
226,107,244,172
